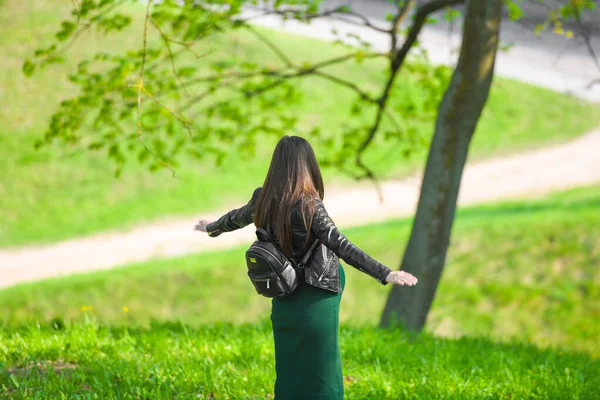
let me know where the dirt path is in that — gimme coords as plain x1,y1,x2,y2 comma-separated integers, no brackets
1,128,599,289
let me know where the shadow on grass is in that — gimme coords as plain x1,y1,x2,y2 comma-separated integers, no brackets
1,318,598,398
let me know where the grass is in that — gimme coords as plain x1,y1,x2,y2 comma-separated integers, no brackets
0,318,598,399
2,186,599,356
1,0,600,247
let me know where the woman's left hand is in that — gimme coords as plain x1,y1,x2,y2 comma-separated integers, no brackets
385,270,418,286
194,220,212,232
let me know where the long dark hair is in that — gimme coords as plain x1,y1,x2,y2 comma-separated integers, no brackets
254,135,324,257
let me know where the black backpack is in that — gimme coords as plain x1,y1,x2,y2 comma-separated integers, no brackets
245,228,320,298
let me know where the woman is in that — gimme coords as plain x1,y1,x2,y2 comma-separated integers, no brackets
195,136,418,399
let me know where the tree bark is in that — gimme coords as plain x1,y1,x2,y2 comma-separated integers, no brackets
379,0,503,331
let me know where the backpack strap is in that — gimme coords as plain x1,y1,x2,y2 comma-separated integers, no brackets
255,228,319,269
298,239,320,268
256,227,272,242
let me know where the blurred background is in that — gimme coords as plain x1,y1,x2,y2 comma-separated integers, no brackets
0,0,599,398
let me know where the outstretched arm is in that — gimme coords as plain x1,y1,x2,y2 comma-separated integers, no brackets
310,197,417,286
196,187,261,237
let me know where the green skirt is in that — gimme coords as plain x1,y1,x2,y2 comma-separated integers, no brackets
270,263,346,400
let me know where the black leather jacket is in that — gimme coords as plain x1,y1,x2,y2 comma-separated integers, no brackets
206,187,392,293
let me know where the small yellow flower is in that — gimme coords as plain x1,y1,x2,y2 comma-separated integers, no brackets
344,376,356,387
565,30,574,39
80,305,92,312
122,307,129,313
553,26,565,35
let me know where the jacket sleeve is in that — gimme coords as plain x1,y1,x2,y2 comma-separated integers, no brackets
309,197,392,285
206,187,261,237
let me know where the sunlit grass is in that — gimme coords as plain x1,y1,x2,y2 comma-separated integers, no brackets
2,186,598,355
1,0,599,247
0,318,597,399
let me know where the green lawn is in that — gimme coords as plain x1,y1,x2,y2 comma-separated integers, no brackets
2,186,599,356
0,319,598,399
1,0,600,247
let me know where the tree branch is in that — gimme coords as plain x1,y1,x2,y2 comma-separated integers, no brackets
143,7,272,75
571,2,600,87
313,70,378,103
136,0,176,177
587,79,600,89
71,0,81,24
242,24,294,67
247,5,392,34
355,0,465,180
324,11,392,34
150,17,194,128
391,0,416,51
175,51,385,112
42,0,126,62
393,0,465,69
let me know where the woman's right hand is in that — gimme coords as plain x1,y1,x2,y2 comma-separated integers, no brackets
194,219,212,233
385,270,418,286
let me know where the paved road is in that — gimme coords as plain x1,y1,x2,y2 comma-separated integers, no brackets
1,128,599,289
322,0,600,45
273,0,600,100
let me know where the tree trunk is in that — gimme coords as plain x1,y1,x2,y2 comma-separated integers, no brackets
379,0,503,331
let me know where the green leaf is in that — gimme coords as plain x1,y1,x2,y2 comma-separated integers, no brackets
500,42,515,52
354,51,365,63
88,142,104,150
443,8,461,22
334,5,352,13
97,14,132,34
33,139,44,150
79,0,96,17
44,54,65,66
506,1,524,21
386,13,394,22
22,59,36,77
584,0,595,10
56,21,77,42
534,23,546,36
558,5,574,19
149,163,160,172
